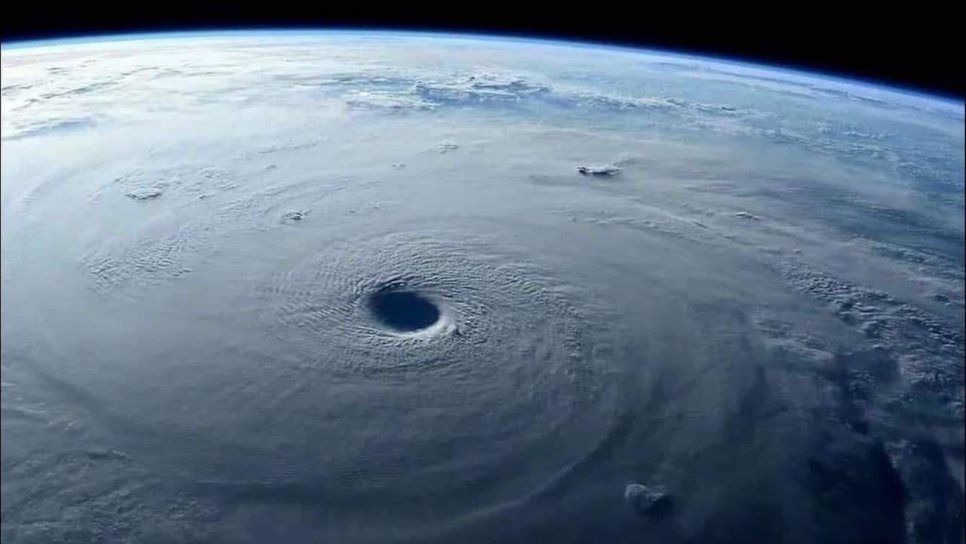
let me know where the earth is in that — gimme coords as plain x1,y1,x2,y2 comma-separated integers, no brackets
1,32,963,544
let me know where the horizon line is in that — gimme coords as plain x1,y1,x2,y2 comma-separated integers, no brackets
2,27,963,106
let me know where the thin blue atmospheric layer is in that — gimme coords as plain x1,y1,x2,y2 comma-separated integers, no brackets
1,28,962,106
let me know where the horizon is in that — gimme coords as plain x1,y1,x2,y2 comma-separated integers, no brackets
2,28,963,106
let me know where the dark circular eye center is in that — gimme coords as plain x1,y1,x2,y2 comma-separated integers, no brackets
367,290,440,332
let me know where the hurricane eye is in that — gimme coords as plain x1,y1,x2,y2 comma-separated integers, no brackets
367,289,441,332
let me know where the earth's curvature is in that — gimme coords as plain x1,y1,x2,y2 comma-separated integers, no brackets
0,32,963,544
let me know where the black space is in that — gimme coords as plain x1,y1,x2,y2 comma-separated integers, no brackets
1,7,962,100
